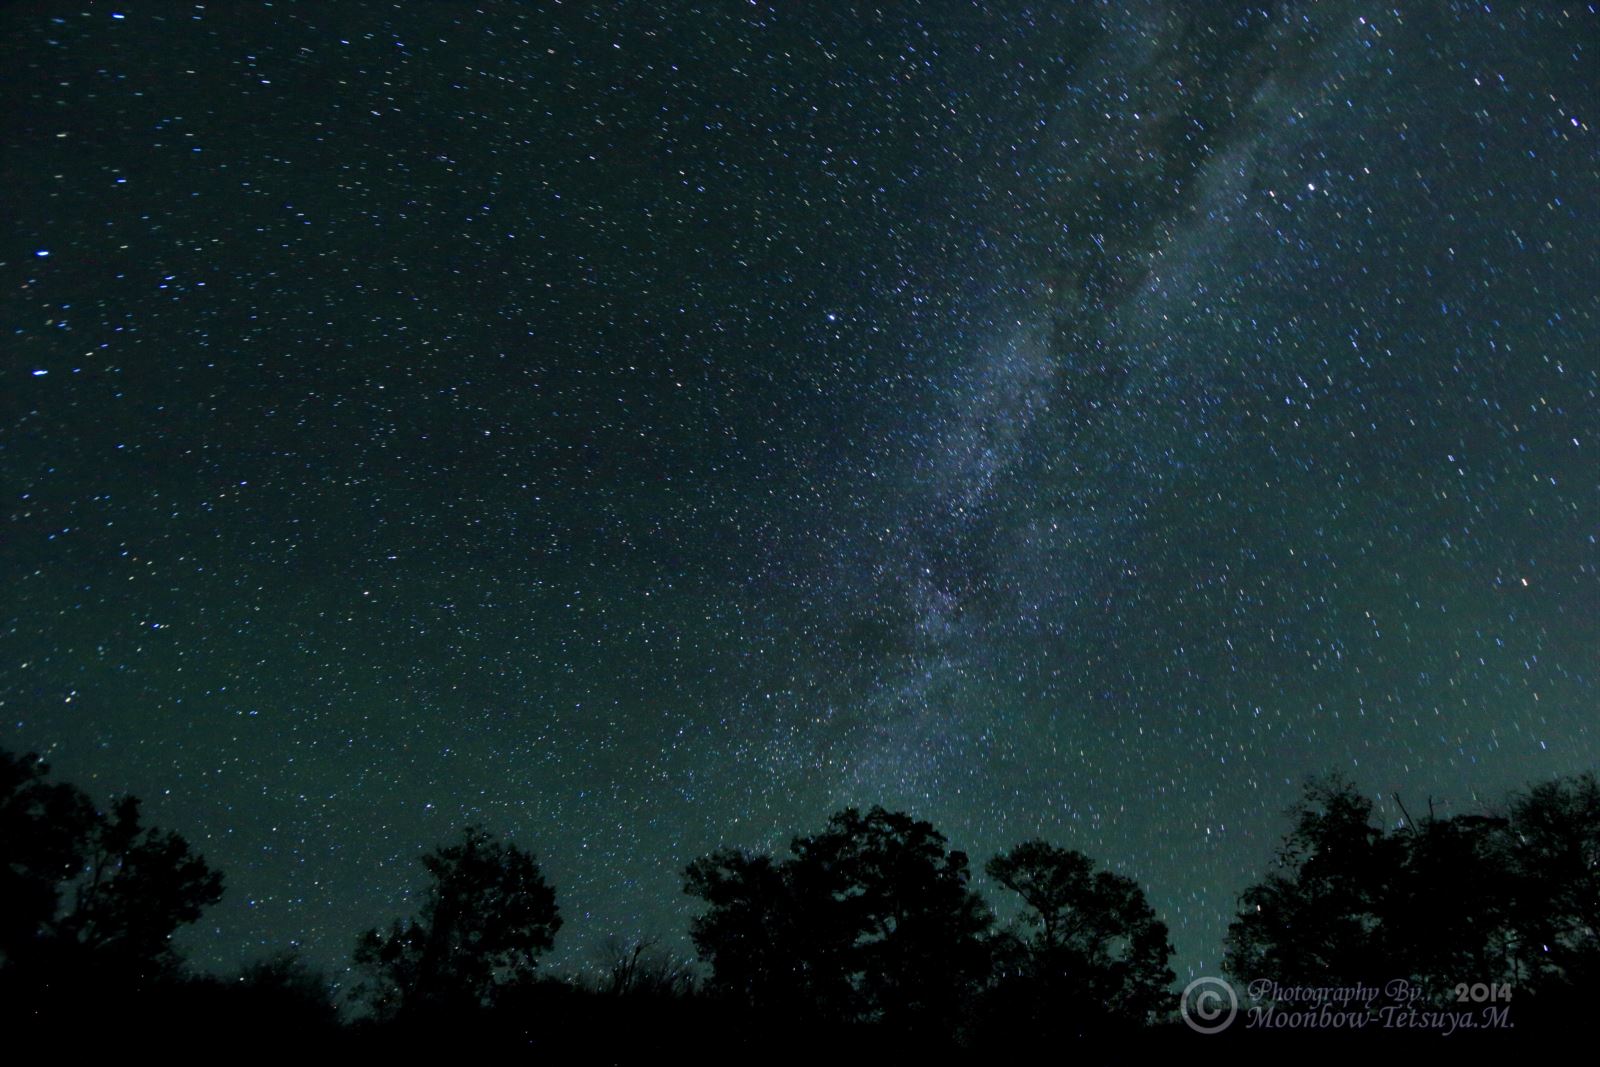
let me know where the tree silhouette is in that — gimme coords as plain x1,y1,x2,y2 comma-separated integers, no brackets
353,825,560,1018
62,794,226,977
684,847,813,1012
0,748,223,984
1503,772,1600,1006
1,748,97,963
1225,771,1600,1009
685,806,992,1036
982,840,1174,1039
1386,809,1517,993
1224,774,1404,988
800,807,992,1031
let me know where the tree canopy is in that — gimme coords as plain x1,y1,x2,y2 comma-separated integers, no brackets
353,825,561,1018
985,839,1174,1035
686,806,992,1034
1502,772,1600,1005
1225,774,1406,988
1225,771,1600,1010
0,748,223,983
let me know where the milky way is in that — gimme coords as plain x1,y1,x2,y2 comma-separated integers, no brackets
3,1,1595,981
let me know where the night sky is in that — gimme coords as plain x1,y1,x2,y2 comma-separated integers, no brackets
3,1,1595,985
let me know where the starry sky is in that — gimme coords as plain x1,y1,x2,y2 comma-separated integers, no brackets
2,1,1595,983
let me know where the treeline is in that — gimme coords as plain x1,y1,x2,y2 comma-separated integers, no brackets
2,746,1595,1050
